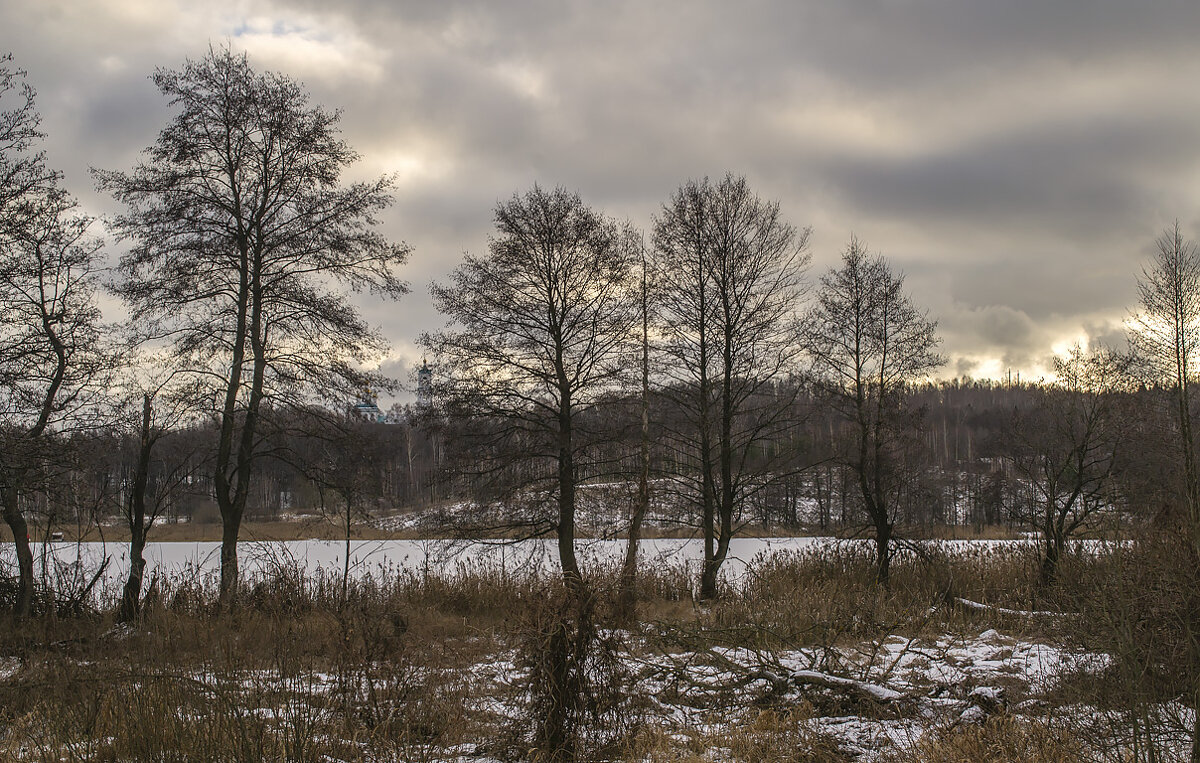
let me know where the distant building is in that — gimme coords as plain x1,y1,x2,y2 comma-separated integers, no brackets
351,393,385,423
417,359,433,408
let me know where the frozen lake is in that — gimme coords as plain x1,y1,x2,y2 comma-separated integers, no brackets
22,536,1037,593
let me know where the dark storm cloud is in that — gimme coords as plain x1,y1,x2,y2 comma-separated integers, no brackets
4,0,1200,389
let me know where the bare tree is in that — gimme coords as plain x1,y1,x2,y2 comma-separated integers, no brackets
652,174,810,600
425,186,637,591
110,358,206,621
1128,223,1200,551
0,190,109,617
1006,345,1129,586
804,236,942,586
97,47,410,606
1,54,111,617
1126,222,1200,761
617,235,650,618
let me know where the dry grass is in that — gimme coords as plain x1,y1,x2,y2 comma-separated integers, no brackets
0,535,1181,761
881,716,1083,763
625,706,851,762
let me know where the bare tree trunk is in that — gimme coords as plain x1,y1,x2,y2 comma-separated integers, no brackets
342,497,352,608
2,489,34,618
874,516,892,587
119,393,153,622
707,319,736,598
697,300,720,599
618,250,650,618
119,543,146,622
217,262,267,608
214,255,249,608
557,393,582,592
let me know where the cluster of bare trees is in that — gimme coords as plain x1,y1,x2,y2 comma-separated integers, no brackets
423,175,945,596
1,47,411,618
422,187,1200,610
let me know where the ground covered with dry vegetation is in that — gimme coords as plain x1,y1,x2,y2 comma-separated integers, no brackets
1,538,1197,762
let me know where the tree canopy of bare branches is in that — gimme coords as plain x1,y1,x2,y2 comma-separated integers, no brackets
97,46,410,605
1,54,111,617
1128,223,1200,551
426,185,638,589
804,237,942,586
1006,345,1130,585
652,173,810,599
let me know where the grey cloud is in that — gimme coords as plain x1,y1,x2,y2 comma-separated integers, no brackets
1083,320,1131,353
5,0,1200,387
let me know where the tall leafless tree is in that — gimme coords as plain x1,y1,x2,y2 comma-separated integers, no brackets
97,47,410,606
426,186,637,591
110,357,206,621
1126,223,1200,761
0,195,109,617
2,53,112,617
652,174,810,600
1128,223,1200,550
617,234,650,618
804,236,942,586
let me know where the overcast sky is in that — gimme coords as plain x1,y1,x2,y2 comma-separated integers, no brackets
5,0,1200,393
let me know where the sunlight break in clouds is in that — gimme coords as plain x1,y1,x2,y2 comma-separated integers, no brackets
231,14,387,86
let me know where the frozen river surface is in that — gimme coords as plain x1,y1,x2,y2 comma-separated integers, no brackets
26,536,1034,592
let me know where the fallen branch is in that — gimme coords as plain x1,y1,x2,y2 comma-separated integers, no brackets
640,644,909,708
789,669,906,703
953,597,1076,619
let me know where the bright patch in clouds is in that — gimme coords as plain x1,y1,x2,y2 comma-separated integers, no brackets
231,14,386,85
376,146,453,187
492,61,549,102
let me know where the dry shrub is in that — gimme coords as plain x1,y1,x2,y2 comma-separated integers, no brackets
723,707,852,762
1048,530,1200,760
501,582,635,762
885,716,1082,763
623,707,850,763
700,544,948,648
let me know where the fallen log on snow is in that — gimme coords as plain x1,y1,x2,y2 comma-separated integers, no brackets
644,646,910,707
788,669,906,703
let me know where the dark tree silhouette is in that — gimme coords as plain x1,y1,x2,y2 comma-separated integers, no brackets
2,54,112,616
1005,345,1129,586
1126,223,1200,762
0,194,108,616
804,237,942,586
652,174,809,599
97,47,410,606
426,186,637,591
